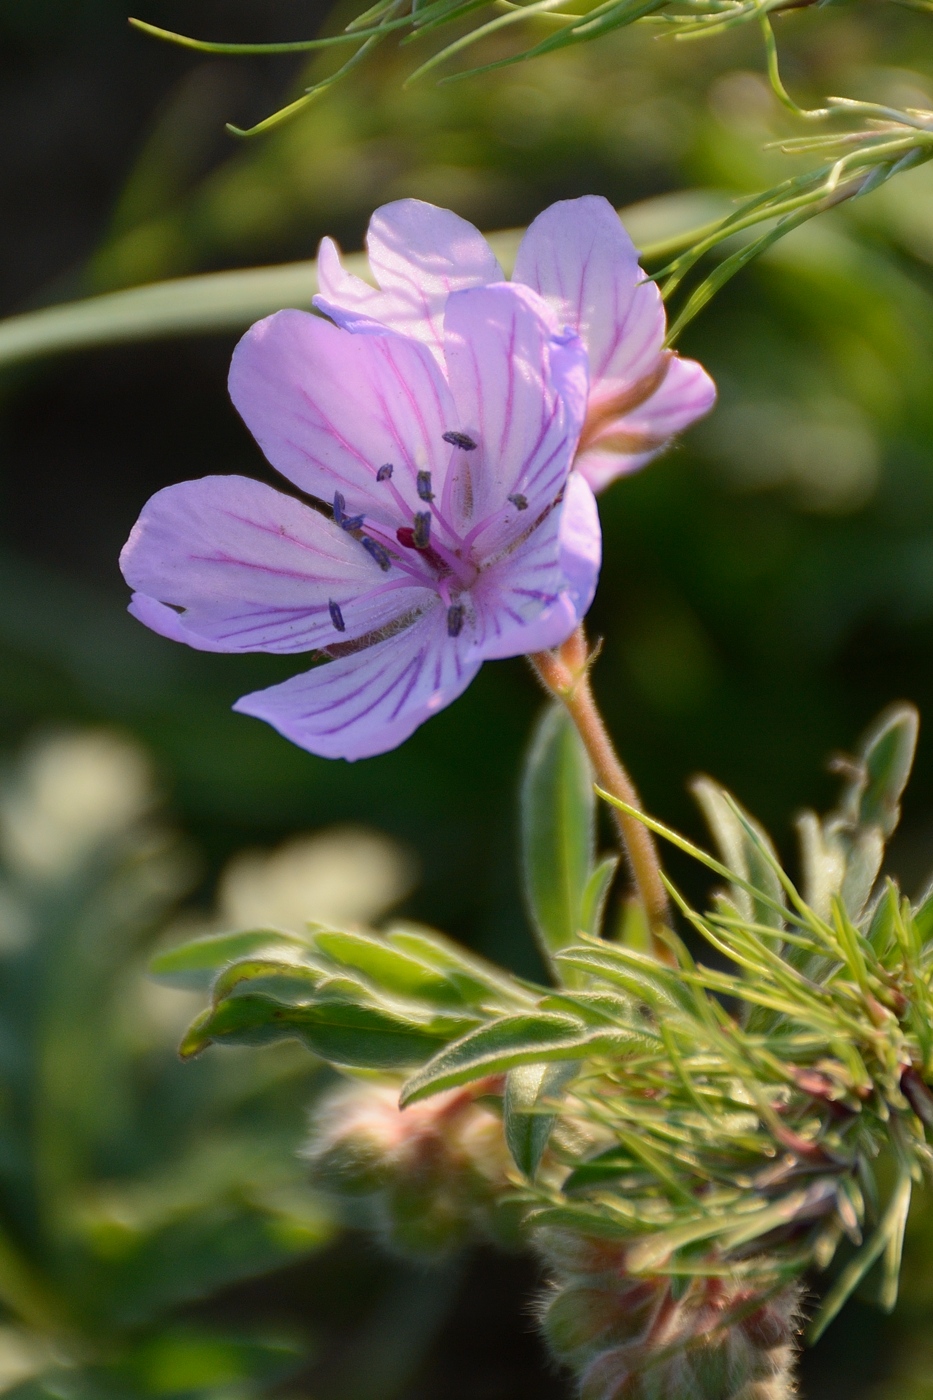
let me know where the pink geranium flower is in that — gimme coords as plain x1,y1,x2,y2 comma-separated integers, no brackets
120,282,600,761
316,195,716,493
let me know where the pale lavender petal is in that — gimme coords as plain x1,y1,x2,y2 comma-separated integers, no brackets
120,475,431,653
576,354,717,493
513,196,665,387
228,309,456,526
128,593,234,652
471,471,601,660
315,200,502,361
440,282,588,548
233,606,481,761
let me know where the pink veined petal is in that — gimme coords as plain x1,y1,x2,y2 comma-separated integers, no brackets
128,594,235,652
313,237,400,337
513,195,666,388
120,475,432,653
315,200,503,362
575,354,717,493
228,309,456,526
440,282,588,550
471,471,601,661
233,605,481,761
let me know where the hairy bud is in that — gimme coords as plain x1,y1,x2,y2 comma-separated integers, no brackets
305,1078,515,1257
538,1232,799,1400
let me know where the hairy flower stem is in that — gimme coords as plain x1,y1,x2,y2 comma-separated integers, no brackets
529,627,669,951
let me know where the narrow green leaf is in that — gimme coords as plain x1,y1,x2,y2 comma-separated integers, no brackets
562,1145,638,1193
913,879,933,944
210,956,325,1004
580,856,619,937
556,943,697,1013
383,922,534,1007
504,1061,578,1177
150,928,309,989
181,992,468,1068
691,778,785,937
521,703,595,971
855,704,918,838
809,1171,913,1341
312,929,468,1006
401,1013,623,1105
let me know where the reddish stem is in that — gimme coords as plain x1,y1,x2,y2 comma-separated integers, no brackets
529,625,670,955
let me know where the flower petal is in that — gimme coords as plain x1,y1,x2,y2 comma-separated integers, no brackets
471,471,601,659
228,309,456,526
513,195,667,387
120,475,431,653
233,606,481,760
315,199,502,360
575,353,717,493
440,282,588,550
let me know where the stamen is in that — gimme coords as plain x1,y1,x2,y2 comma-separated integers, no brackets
328,599,346,632
361,536,392,571
376,463,394,482
333,491,364,532
442,431,478,452
447,603,464,638
508,493,529,510
416,470,435,501
412,512,432,549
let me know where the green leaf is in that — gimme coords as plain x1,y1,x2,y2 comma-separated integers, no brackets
504,1061,578,1178
0,228,523,370
691,777,785,937
804,704,920,922
150,928,310,989
562,1144,639,1193
521,703,595,972
913,880,933,944
181,992,469,1068
312,929,469,1006
809,1170,913,1341
401,1012,625,1104
580,856,619,937
556,942,697,1013
854,704,918,838
383,922,535,1008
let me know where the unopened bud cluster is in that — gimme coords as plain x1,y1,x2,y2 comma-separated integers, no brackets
538,1231,798,1400
305,1077,517,1257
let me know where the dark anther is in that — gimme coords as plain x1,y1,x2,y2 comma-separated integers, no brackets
442,430,478,452
376,463,394,482
416,470,435,501
333,491,364,532
328,599,346,633
508,493,528,510
447,603,465,638
361,536,391,571
413,512,432,549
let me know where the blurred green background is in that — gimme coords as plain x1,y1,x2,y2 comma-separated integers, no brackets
4,0,933,1394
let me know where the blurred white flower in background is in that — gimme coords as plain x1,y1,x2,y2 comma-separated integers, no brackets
217,827,418,934
0,730,153,880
